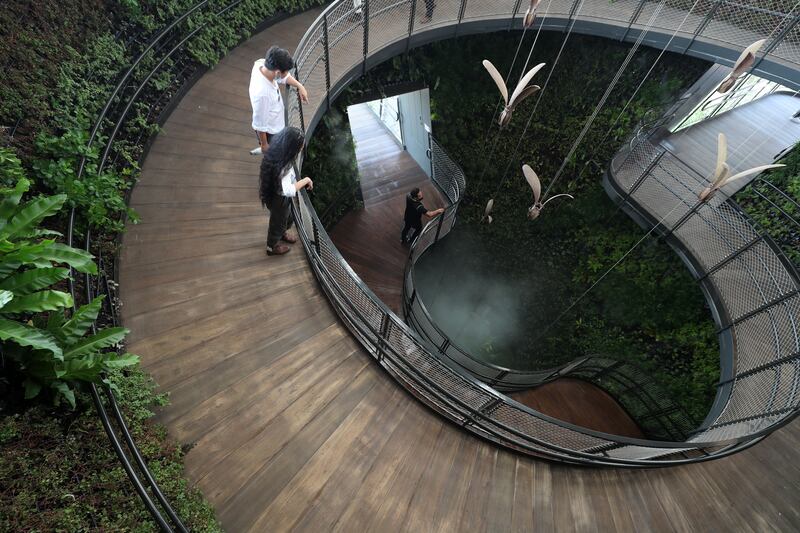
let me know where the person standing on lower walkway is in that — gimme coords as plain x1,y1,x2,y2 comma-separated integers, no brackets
401,187,444,245
259,127,314,256
421,0,435,23
249,46,309,156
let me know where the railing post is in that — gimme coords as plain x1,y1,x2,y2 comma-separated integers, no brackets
362,0,370,76
566,0,582,29
406,0,418,55
684,0,722,54
323,15,332,111
456,0,468,37
621,0,648,43
377,311,391,362
312,218,321,256
509,0,524,31
434,210,445,242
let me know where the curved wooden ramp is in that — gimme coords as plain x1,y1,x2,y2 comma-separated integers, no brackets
119,9,800,532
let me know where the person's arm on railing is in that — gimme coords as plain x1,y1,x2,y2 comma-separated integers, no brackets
295,177,314,192
425,207,445,218
284,73,309,103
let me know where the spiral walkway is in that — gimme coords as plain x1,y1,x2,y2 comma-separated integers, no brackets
119,6,800,532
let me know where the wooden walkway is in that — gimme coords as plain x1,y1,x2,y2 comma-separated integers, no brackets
119,8,800,532
664,92,800,178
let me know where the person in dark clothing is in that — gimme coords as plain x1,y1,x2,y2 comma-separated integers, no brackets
401,187,444,245
421,0,435,23
259,127,313,256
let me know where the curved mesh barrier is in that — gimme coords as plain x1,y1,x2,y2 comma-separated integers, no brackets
285,0,800,465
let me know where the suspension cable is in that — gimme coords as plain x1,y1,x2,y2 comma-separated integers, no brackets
541,0,668,199
488,0,587,201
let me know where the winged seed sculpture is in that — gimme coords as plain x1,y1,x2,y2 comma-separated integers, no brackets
483,60,546,128
698,133,784,202
481,198,494,224
716,39,766,94
523,164,574,220
523,0,542,28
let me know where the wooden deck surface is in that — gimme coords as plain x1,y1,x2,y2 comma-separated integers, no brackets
119,8,800,532
664,92,800,179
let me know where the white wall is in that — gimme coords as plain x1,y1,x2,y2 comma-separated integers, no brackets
398,88,432,178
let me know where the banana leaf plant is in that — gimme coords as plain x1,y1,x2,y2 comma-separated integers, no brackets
0,178,138,407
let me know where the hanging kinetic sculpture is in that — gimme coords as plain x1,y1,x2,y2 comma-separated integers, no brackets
698,133,785,202
522,164,574,220
483,60,546,128
481,199,494,224
523,0,542,28
716,39,766,94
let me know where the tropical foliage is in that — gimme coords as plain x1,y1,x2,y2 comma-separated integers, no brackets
0,178,138,407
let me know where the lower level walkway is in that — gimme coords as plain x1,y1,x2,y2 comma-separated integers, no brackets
331,102,442,313
119,8,800,532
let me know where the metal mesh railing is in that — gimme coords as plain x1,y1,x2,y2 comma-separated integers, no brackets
284,0,800,465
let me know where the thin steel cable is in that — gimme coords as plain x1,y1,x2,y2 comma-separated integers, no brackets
541,0,668,199
488,0,587,202
478,0,554,186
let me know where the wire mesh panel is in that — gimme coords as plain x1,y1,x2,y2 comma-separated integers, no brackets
581,0,641,24
462,0,518,21
409,0,463,32
709,240,797,321
294,21,328,122
731,294,800,374
636,0,713,36
703,1,793,51
366,0,414,56
326,1,366,89
673,201,761,271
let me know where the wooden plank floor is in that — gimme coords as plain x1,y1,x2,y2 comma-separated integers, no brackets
119,8,800,532
664,92,800,180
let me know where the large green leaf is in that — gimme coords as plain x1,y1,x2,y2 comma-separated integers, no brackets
64,327,129,359
0,318,63,359
34,243,97,274
0,267,70,294
0,194,66,240
103,352,139,370
58,296,103,344
0,289,12,309
1,290,73,314
51,381,76,408
0,178,29,227
61,355,104,382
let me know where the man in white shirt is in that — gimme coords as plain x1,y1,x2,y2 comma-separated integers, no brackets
249,46,309,155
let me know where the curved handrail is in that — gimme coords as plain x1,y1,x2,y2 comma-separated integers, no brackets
285,0,800,464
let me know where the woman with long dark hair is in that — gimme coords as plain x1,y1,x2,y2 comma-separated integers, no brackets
259,127,313,255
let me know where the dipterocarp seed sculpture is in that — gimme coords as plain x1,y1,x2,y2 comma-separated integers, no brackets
523,164,574,220
716,39,766,94
698,133,785,202
483,60,545,128
523,0,542,28
481,198,495,224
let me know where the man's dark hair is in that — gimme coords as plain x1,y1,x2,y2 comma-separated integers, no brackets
265,46,295,72
410,187,421,199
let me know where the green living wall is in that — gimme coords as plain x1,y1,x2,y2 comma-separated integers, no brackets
341,31,721,426
1,0,326,530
